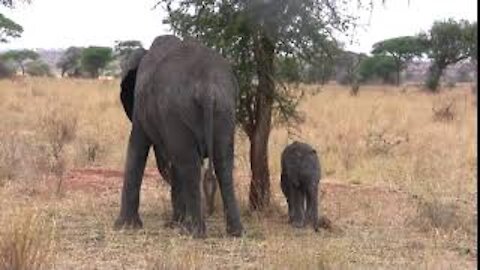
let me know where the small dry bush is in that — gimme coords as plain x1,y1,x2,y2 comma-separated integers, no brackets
365,128,408,156
0,209,54,270
350,83,360,96
432,101,455,122
432,94,459,122
0,132,46,185
0,133,23,182
77,137,104,165
40,106,77,161
39,106,78,194
412,197,464,233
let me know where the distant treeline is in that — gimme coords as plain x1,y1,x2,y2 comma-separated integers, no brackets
1,19,477,92
0,40,142,79
276,18,477,91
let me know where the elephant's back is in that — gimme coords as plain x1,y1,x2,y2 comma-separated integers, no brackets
140,39,237,113
133,37,237,148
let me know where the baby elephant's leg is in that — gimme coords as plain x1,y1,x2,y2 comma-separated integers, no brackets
291,188,306,228
281,174,294,223
306,183,320,231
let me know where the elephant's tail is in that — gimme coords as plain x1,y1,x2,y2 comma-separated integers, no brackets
204,95,215,178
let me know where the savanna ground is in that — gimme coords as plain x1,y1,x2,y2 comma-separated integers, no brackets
0,78,477,269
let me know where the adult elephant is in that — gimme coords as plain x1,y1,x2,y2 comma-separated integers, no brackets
114,35,243,237
119,47,218,217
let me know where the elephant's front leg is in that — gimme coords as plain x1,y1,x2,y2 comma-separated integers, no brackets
114,123,151,229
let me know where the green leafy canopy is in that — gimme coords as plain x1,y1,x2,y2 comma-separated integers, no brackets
81,46,113,78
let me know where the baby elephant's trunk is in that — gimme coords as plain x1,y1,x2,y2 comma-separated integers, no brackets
201,165,217,217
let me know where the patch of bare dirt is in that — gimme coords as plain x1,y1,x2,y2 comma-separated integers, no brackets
64,168,163,194
63,168,418,228
320,180,417,228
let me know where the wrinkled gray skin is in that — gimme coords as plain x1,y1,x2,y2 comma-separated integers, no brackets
119,48,218,217
281,141,321,231
115,35,243,237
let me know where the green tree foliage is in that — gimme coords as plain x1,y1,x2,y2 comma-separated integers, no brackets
335,51,367,85
1,0,30,7
1,0,30,42
422,19,476,91
302,40,341,84
56,47,84,77
275,56,301,83
25,59,52,77
114,40,143,58
158,0,370,209
371,36,428,85
80,46,113,78
1,49,39,75
114,40,143,74
357,54,397,84
0,13,23,43
0,59,15,78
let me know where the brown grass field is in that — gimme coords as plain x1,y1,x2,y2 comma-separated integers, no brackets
0,77,477,269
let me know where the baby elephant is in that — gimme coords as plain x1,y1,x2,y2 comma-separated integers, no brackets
281,141,321,231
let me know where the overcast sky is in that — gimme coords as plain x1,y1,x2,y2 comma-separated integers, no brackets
0,0,477,53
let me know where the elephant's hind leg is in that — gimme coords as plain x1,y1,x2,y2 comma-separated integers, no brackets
179,161,205,238
114,123,151,229
306,183,320,231
290,188,306,228
213,132,243,237
170,164,186,226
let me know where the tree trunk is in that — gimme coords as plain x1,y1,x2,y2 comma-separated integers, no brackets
395,61,401,86
248,32,275,210
426,62,444,92
248,123,271,210
396,68,401,86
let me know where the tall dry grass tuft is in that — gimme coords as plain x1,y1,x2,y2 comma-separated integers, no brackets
0,133,23,182
0,209,55,270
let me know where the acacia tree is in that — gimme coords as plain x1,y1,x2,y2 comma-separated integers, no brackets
56,46,84,77
1,0,29,42
1,49,39,75
371,36,427,85
81,46,113,78
25,59,52,77
158,0,373,210
114,40,144,74
357,54,397,84
0,13,23,43
1,0,30,7
114,40,143,57
422,19,476,91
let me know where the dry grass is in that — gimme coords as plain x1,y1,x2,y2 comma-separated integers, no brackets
0,78,476,269
0,208,55,270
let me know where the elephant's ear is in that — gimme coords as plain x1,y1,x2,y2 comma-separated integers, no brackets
120,69,137,121
120,48,147,122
